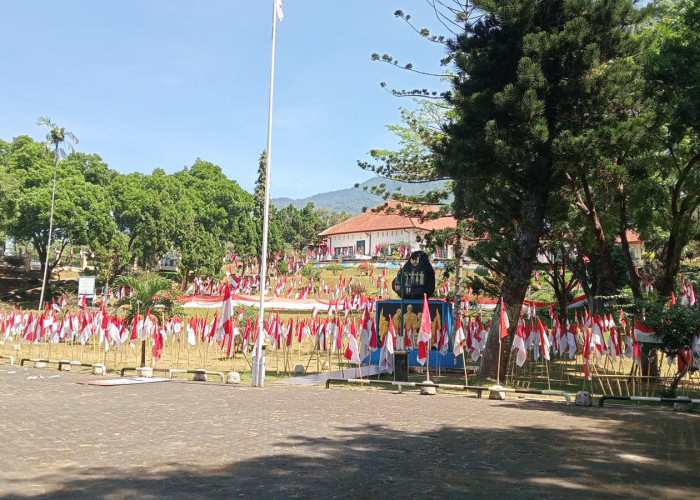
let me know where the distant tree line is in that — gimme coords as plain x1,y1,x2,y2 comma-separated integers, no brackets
0,136,349,289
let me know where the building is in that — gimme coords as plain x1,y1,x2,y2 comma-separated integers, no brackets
319,201,459,260
616,230,645,266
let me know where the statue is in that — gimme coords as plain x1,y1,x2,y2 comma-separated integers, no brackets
392,250,435,299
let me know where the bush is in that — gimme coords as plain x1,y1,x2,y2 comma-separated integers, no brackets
325,263,343,275
3,255,25,269
301,264,321,282
276,259,289,276
358,261,374,276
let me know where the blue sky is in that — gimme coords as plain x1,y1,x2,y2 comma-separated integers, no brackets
1,1,451,199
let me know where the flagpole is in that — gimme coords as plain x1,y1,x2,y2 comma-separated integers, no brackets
253,0,281,387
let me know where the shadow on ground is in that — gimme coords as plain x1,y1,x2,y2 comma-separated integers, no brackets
5,405,699,500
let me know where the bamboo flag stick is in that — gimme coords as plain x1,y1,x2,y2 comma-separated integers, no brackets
462,353,469,386
496,337,503,387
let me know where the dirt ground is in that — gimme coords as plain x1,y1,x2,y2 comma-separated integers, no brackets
0,363,698,499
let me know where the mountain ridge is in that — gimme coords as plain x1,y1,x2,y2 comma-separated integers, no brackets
272,177,448,215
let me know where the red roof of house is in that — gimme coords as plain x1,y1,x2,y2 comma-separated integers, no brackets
615,229,642,244
320,200,457,236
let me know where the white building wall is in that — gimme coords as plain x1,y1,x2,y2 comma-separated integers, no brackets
326,228,452,259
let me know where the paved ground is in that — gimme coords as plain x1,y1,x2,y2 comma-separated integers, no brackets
1,364,699,499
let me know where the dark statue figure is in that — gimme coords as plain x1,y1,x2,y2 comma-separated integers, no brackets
392,250,435,299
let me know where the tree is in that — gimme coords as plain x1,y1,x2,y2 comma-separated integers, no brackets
438,0,646,379
2,135,118,302
363,10,474,327
253,150,283,257
36,117,78,309
635,299,700,393
313,207,352,228
0,139,18,236
172,159,257,277
276,203,327,249
110,170,180,272
641,0,700,299
114,273,178,367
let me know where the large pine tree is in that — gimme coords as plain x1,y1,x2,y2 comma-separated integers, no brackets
438,0,645,379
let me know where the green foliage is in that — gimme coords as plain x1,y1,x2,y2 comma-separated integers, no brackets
358,100,452,196
3,255,24,269
301,264,321,282
275,259,289,276
114,272,179,324
635,300,700,356
172,159,255,276
325,263,343,275
252,150,284,256
638,0,700,297
276,203,327,249
1,132,270,284
1,134,118,289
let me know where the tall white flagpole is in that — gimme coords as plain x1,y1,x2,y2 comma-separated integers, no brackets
252,0,282,387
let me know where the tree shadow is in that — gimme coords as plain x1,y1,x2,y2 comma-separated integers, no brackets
5,408,699,500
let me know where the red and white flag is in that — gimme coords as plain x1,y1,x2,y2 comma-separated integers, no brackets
452,316,465,359
417,294,431,366
216,283,234,342
512,319,528,367
633,320,660,344
378,315,395,373
499,298,510,339
536,317,551,361
344,323,361,365
608,327,621,362
566,321,578,359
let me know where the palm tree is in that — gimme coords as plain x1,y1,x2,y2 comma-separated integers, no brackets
37,117,78,311
114,273,178,367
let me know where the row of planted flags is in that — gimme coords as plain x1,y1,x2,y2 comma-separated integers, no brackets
3,283,698,376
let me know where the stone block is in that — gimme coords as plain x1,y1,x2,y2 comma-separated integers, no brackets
420,381,437,395
294,364,305,375
92,364,106,375
226,371,241,384
575,391,593,407
193,369,207,382
674,399,692,412
488,385,507,400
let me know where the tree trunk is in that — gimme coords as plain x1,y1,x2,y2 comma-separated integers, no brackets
452,233,463,323
618,180,643,299
658,215,690,299
640,345,659,379
588,217,619,297
619,228,643,300
479,190,547,380
140,339,147,368
571,252,595,313
568,171,619,297
658,155,700,299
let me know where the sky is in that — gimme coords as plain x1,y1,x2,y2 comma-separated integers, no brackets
1,1,451,199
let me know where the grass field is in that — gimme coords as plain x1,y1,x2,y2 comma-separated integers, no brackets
2,261,699,401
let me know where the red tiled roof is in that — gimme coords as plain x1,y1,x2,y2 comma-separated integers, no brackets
615,229,642,244
320,200,457,236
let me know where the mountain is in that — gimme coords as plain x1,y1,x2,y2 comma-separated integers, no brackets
272,177,448,215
